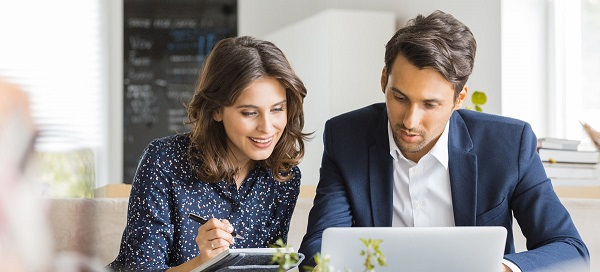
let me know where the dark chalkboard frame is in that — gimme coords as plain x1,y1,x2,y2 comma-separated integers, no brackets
123,0,237,184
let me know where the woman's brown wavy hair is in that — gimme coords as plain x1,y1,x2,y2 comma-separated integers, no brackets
186,36,309,182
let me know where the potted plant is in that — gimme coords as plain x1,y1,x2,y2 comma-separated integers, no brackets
465,90,487,112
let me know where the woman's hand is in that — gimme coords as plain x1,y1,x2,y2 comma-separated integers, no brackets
195,218,236,264
165,218,236,272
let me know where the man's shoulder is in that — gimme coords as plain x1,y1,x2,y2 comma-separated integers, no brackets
452,109,535,149
323,103,386,149
454,109,528,130
328,103,385,127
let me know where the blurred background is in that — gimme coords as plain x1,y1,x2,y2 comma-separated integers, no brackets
0,0,598,197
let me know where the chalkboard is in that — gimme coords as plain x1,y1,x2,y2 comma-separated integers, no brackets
123,0,237,184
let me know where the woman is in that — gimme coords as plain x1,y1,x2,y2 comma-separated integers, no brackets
108,36,309,271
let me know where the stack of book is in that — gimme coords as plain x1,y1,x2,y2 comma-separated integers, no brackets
537,137,600,183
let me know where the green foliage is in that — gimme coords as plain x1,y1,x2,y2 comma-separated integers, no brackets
465,90,487,112
359,238,387,272
37,148,95,198
305,237,387,272
270,238,300,272
303,252,332,272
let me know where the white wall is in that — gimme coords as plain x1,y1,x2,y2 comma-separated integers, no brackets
501,0,548,137
238,0,398,37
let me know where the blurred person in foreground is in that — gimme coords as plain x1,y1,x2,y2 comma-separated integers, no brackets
299,10,589,272
1,79,108,272
0,79,52,271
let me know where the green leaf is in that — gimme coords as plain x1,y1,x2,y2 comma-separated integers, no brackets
471,91,487,105
269,238,299,271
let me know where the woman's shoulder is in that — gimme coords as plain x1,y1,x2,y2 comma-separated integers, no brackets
144,133,191,157
254,165,301,187
131,134,195,193
277,165,301,189
289,165,301,183
147,133,190,147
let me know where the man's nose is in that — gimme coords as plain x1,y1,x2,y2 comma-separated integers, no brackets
403,105,421,129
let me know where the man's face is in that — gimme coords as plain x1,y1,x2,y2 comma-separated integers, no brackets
381,54,467,162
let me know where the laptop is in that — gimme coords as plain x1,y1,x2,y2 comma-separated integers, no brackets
321,226,507,272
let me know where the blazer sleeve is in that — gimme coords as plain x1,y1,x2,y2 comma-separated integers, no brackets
298,119,354,269
504,123,589,271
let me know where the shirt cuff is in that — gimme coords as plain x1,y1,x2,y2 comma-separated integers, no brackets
503,258,522,272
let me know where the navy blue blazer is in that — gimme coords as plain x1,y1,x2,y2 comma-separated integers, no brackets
298,103,589,271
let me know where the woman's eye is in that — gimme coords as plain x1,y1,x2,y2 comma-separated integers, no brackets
241,111,256,117
272,107,285,112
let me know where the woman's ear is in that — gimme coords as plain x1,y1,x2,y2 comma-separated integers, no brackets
213,109,223,122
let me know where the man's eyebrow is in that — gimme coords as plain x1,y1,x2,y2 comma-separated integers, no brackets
390,87,444,103
390,87,405,96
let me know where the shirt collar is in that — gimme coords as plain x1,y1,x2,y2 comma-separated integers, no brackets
387,120,450,169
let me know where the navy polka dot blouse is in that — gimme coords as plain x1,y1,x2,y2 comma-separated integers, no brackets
107,134,301,271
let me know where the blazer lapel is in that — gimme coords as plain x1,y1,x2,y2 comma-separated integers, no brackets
369,111,394,227
448,111,478,226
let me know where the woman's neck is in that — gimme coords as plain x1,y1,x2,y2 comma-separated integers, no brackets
233,159,254,189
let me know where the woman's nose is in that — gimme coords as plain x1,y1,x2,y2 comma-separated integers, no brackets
257,114,273,133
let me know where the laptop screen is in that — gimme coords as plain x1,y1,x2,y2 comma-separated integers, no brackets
321,226,507,272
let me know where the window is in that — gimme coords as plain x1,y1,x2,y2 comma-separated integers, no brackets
0,1,108,197
549,0,600,146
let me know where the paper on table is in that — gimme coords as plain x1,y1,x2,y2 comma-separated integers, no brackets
191,247,298,272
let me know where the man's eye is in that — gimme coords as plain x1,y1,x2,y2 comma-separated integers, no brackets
394,95,406,101
425,103,437,109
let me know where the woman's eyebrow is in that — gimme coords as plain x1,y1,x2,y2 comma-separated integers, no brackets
236,99,287,109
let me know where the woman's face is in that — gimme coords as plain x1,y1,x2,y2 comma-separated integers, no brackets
213,77,288,167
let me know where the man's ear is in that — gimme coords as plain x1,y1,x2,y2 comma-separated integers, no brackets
454,86,469,110
213,109,223,122
380,67,387,94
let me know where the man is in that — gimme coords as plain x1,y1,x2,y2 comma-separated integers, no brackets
298,10,588,271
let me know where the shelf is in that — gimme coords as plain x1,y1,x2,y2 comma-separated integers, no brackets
552,179,600,198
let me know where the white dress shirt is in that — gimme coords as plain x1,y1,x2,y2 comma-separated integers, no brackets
389,121,454,227
387,121,521,272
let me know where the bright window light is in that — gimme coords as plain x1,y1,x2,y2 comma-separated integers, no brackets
0,0,107,197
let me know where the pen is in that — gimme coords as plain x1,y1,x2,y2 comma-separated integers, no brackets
188,213,245,240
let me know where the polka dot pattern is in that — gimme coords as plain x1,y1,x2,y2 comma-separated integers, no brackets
107,134,301,271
